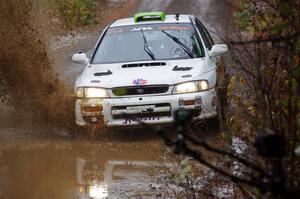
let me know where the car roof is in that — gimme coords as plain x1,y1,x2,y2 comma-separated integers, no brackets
110,14,194,28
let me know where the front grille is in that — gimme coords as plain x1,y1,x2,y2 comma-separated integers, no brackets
112,103,170,110
113,112,171,119
111,103,172,120
112,85,169,96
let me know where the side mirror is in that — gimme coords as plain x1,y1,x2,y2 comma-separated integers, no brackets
208,44,228,57
72,53,89,64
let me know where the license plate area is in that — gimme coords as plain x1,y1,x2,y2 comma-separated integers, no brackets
126,105,155,111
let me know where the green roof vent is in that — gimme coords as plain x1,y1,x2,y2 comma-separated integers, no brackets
134,12,166,23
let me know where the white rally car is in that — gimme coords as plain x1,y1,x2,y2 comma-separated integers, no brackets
73,12,228,129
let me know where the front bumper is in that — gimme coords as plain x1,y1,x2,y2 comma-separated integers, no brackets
75,88,217,127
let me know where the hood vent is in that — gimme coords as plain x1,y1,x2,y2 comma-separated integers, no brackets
172,65,193,71
94,70,112,76
122,62,167,68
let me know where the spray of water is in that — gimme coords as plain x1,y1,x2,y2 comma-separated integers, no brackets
0,0,75,129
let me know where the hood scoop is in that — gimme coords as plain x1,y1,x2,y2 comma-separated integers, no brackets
172,65,193,71
94,70,112,76
122,62,167,68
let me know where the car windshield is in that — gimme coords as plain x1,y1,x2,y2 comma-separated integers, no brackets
92,23,204,64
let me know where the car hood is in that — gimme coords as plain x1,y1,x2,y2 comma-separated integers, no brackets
79,58,207,88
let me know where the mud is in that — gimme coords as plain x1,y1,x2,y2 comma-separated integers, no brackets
0,0,74,129
0,0,140,129
0,126,226,199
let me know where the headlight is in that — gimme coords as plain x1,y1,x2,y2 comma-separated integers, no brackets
173,80,209,94
76,87,84,98
198,80,209,90
174,82,198,94
86,88,109,98
76,87,109,98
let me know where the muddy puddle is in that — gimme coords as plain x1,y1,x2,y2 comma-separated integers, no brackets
0,129,176,199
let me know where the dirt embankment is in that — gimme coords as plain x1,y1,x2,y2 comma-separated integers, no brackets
0,0,139,130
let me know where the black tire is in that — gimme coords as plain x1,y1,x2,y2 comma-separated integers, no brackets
209,72,229,131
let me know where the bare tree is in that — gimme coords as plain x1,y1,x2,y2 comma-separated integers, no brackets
149,0,300,198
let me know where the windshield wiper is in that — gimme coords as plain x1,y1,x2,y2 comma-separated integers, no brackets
161,30,194,58
140,29,156,60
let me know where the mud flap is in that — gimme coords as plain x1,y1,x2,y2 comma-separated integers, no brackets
86,122,105,138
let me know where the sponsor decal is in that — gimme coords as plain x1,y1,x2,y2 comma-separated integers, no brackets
123,117,160,124
159,26,192,31
133,78,148,85
106,25,192,37
131,27,153,32
107,28,124,35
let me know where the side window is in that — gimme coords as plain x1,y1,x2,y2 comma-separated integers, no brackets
195,19,214,50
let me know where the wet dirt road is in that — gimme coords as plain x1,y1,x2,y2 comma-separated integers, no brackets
0,1,232,198
0,130,174,199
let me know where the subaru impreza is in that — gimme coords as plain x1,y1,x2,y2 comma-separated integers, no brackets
72,12,228,130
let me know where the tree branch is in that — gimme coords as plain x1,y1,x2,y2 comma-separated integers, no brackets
229,31,300,45
182,132,267,176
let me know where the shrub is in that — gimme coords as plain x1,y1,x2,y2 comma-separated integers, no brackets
46,0,96,26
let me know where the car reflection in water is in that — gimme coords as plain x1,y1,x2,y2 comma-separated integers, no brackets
75,158,174,199
76,158,109,199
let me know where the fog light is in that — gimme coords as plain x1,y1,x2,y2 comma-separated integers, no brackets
184,100,195,106
83,106,103,112
91,117,97,122
82,116,103,124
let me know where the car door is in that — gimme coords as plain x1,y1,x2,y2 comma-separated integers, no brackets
195,19,226,86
